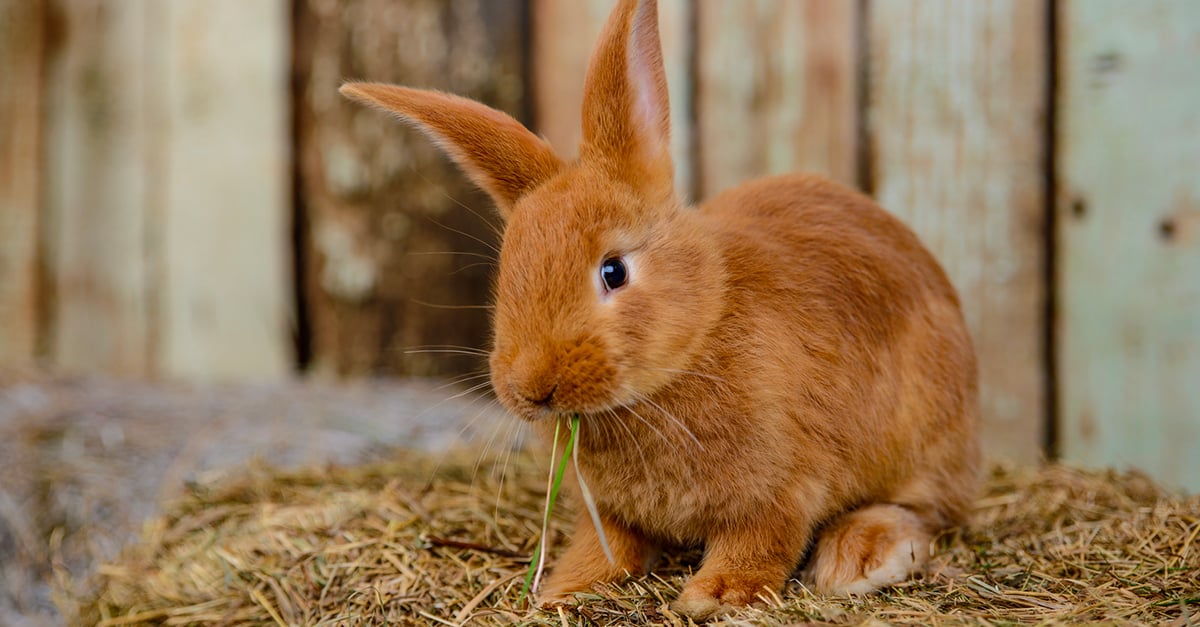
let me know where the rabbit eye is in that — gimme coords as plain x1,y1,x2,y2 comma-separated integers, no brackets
600,257,628,291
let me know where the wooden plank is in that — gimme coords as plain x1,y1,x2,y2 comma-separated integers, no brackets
155,0,290,379
296,0,526,376
0,0,44,363
532,0,693,198
868,1,1047,463
695,0,858,199
42,0,152,376
1058,0,1200,490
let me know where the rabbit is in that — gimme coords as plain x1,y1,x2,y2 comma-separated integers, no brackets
340,0,978,619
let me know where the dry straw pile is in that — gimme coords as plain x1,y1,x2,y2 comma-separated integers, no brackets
75,450,1199,626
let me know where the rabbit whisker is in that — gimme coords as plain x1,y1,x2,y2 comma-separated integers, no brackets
425,215,501,256
403,348,490,357
407,343,490,351
633,392,703,451
412,168,505,240
434,371,492,391
410,299,495,311
425,380,500,449
649,367,726,384
422,395,503,492
600,408,652,479
620,399,679,453
406,250,498,263
493,416,526,514
450,261,499,275
406,343,491,354
473,402,513,482
445,380,494,402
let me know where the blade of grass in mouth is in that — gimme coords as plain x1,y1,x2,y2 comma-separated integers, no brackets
518,414,613,605
572,418,614,565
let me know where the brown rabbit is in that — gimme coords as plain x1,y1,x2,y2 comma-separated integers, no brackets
341,0,978,619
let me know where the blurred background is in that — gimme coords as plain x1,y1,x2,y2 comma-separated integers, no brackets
1,0,1198,489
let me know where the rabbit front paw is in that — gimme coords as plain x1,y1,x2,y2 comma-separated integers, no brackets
670,571,778,620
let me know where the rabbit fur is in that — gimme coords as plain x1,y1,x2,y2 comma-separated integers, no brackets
341,0,979,619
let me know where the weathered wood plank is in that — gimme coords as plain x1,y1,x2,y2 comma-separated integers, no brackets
868,0,1048,463
43,0,152,375
296,0,525,376
695,0,858,199
156,0,290,379
0,0,44,363
532,0,693,198
1058,0,1200,490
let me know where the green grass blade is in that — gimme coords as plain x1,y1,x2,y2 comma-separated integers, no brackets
519,416,577,605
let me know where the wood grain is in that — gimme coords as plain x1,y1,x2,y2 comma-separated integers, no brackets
296,0,524,376
0,0,44,362
868,0,1048,463
695,0,858,199
1057,0,1200,490
42,0,152,375
532,0,693,198
155,0,290,380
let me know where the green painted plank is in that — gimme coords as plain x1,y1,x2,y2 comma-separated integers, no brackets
869,1,1049,463
1058,0,1200,490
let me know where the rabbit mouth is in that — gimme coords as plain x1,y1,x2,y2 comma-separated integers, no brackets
505,389,623,422
514,383,560,419
497,375,631,422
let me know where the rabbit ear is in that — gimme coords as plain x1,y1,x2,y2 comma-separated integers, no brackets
580,0,674,193
340,83,564,217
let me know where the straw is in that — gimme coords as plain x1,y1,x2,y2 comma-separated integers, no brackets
72,454,1199,626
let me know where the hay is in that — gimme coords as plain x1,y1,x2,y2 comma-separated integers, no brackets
73,451,1199,626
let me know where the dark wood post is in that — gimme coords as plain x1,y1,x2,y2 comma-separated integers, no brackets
294,0,527,376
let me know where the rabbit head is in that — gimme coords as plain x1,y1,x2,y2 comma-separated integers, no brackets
341,0,723,422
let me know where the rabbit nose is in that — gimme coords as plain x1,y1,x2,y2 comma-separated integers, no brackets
520,383,558,407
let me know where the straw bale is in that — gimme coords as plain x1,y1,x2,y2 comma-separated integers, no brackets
74,453,1199,626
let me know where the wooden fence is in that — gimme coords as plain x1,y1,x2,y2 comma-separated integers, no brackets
0,0,1197,489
